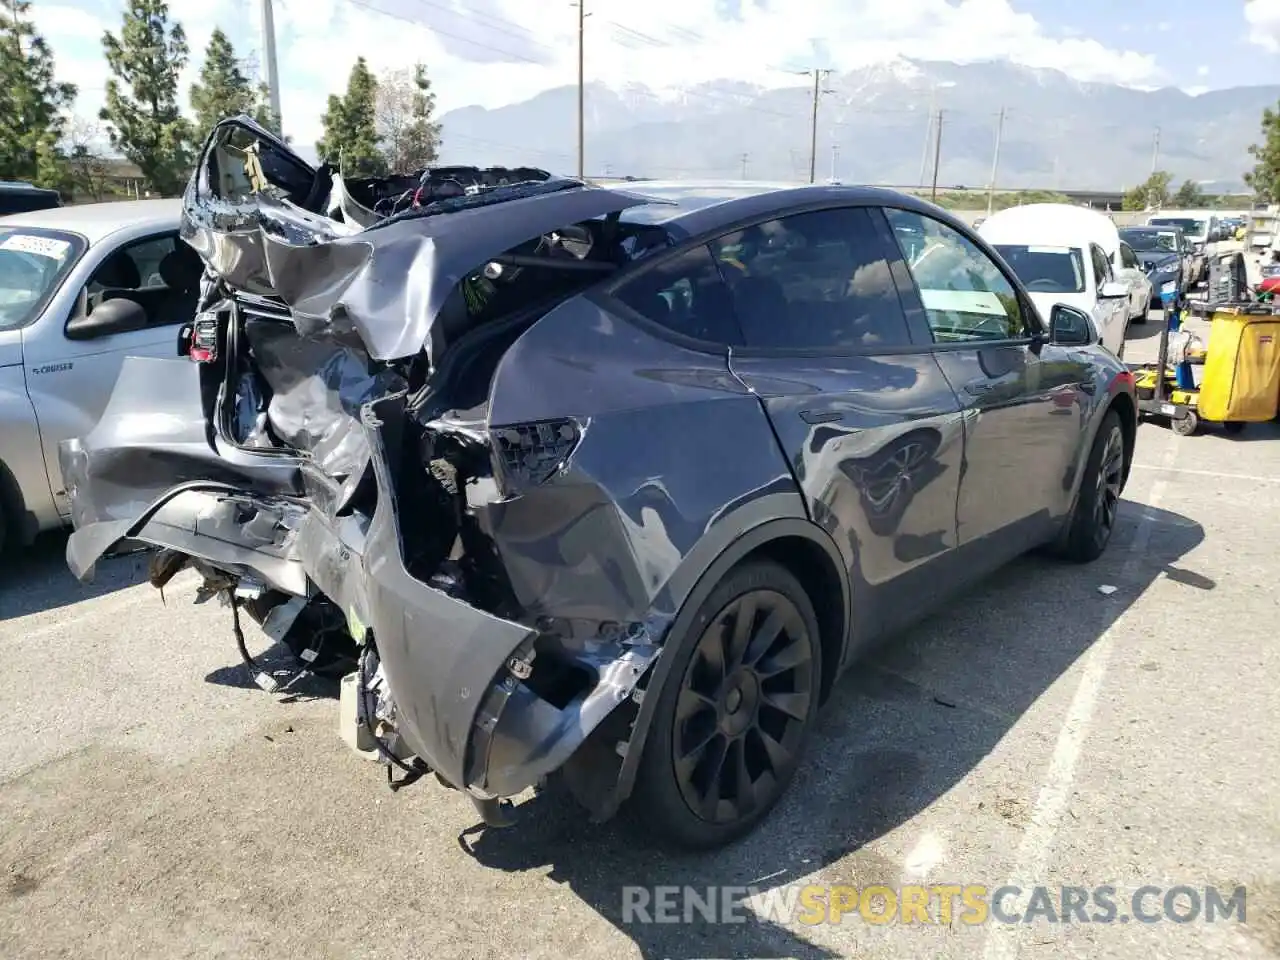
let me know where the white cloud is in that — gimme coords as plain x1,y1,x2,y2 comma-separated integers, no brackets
1157,21,1171,31
32,0,1165,150
1197,64,1210,76
1245,0,1280,50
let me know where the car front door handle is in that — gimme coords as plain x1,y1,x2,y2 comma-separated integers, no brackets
964,380,995,396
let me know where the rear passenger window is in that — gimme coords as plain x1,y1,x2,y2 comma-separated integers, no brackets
708,207,911,350
613,245,744,345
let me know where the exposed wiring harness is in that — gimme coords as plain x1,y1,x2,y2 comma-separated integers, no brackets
226,590,337,695
358,643,431,791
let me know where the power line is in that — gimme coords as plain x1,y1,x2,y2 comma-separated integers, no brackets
342,0,547,65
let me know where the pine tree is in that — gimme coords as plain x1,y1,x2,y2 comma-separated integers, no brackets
376,63,441,173
0,0,77,189
1245,104,1280,204
317,57,386,177
100,0,196,196
189,28,274,140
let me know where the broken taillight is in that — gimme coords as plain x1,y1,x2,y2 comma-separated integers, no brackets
188,313,219,363
491,418,583,494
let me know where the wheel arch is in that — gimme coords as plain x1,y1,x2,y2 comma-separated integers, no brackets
0,456,33,550
609,516,851,813
1106,389,1137,487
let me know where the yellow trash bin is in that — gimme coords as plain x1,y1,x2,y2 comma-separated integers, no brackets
1198,309,1280,423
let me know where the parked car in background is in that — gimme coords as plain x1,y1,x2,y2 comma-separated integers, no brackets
1147,214,1217,283
1112,240,1154,324
1119,226,1191,307
0,181,61,216
58,114,1139,851
0,199,200,553
977,203,1132,355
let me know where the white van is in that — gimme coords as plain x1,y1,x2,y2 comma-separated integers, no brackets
977,204,1142,357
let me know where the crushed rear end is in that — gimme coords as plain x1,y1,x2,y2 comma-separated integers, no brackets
60,115,672,822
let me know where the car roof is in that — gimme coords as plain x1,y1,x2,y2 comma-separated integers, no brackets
0,198,182,243
618,180,965,236
978,203,1120,254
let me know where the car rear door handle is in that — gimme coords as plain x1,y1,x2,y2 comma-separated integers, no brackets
799,409,843,424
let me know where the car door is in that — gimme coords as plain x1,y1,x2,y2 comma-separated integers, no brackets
1116,241,1150,318
1087,242,1126,354
879,206,1092,565
709,205,967,650
21,230,200,515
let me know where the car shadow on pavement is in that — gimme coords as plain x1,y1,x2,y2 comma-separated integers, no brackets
1124,315,1168,344
204,641,342,703
0,531,145,621
458,499,1207,960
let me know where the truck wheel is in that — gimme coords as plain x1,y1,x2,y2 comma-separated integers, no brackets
631,559,822,850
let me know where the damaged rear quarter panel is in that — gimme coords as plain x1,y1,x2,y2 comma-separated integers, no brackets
482,293,808,629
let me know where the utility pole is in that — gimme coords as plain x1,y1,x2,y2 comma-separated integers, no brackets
9,0,24,59
1148,126,1162,210
985,107,1005,216
576,0,585,179
259,0,282,133
796,68,833,185
740,153,749,179
918,112,934,187
930,110,944,202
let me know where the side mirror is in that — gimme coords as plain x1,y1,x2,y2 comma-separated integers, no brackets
1098,281,1128,299
65,296,149,341
1049,304,1096,346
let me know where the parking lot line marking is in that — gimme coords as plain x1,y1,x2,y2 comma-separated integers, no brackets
981,440,1178,960
1128,463,1280,484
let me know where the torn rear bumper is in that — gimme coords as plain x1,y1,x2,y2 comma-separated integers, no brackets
62,391,658,802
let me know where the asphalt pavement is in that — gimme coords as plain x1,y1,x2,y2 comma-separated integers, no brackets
1,307,1278,960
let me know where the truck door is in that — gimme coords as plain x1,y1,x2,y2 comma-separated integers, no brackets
21,230,204,515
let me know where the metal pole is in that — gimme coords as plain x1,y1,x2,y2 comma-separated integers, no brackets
577,0,585,179
930,110,944,202
808,70,820,184
918,87,937,186
260,0,282,132
9,0,23,59
830,143,839,182
1148,126,1161,210
986,107,1005,216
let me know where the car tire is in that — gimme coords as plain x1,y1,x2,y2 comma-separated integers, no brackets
631,559,822,850
1056,410,1126,563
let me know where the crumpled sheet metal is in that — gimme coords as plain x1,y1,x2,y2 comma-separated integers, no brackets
256,185,657,362
244,320,403,482
179,115,658,363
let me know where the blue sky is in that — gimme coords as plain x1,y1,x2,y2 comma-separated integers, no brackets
26,0,1280,149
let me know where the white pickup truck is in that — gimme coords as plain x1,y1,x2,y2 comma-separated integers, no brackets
0,199,200,552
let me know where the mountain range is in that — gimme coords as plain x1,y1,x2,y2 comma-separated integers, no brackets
435,58,1278,192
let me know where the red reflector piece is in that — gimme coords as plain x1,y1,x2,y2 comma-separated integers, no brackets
189,346,214,362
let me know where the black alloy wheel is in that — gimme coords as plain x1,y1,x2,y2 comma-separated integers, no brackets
1058,410,1125,563
1094,424,1124,543
672,589,815,825
633,560,822,849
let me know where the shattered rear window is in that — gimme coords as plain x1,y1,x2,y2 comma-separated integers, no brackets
369,178,585,232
